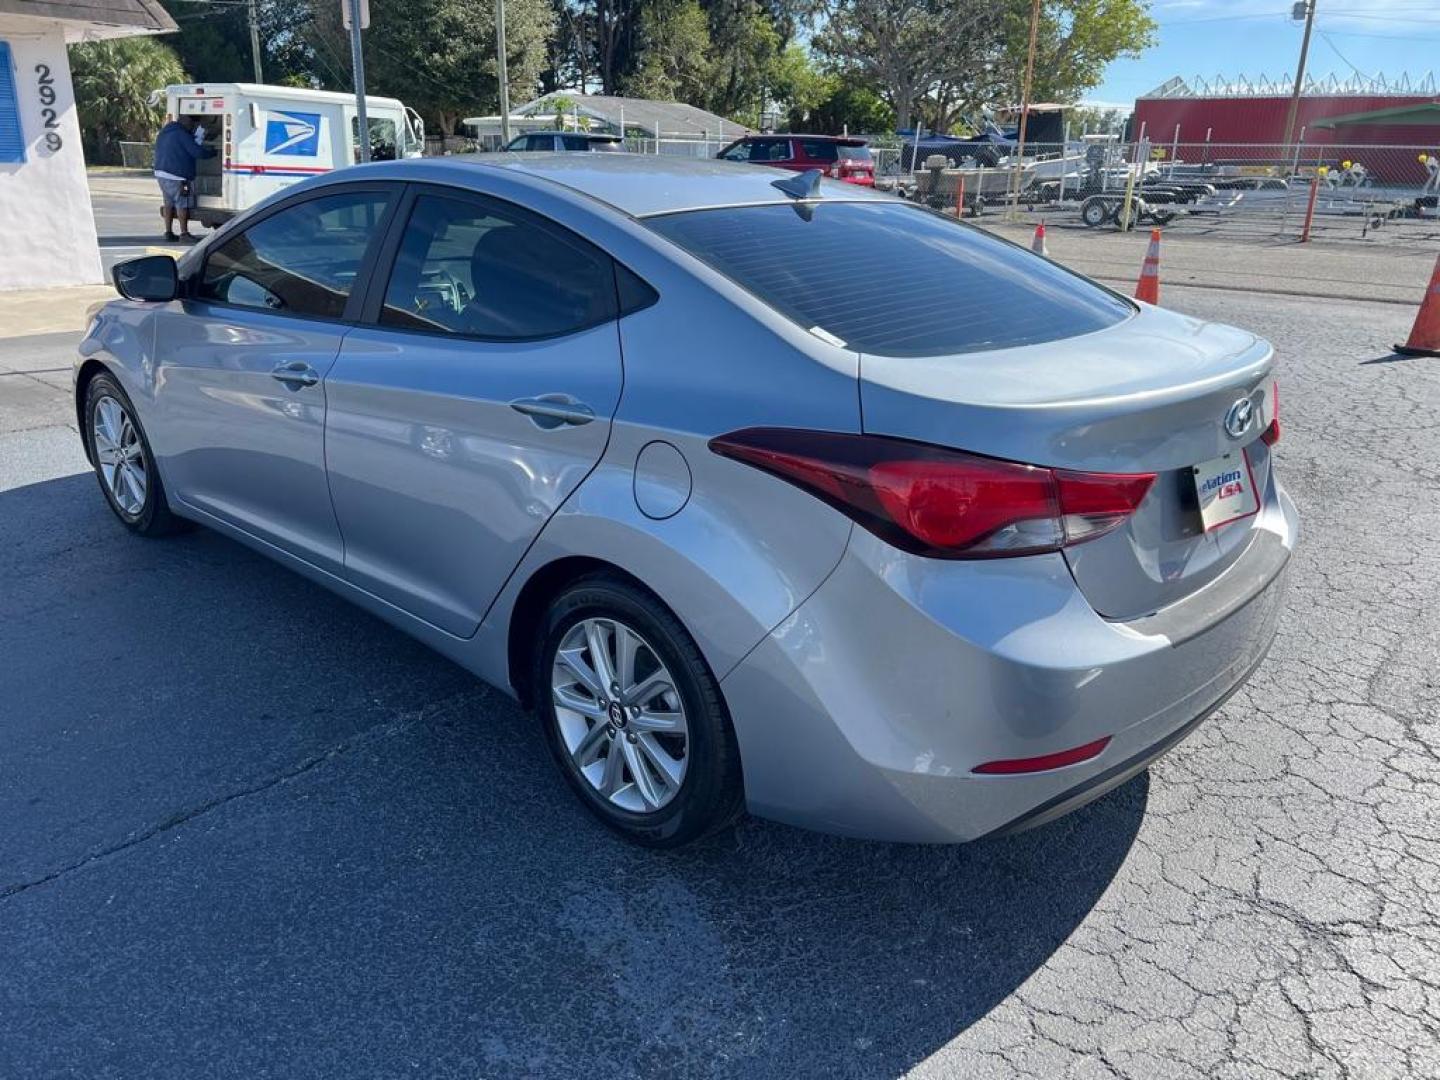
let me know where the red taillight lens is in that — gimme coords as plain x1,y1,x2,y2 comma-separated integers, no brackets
709,429,1155,559
869,456,1060,552
1055,469,1160,542
972,736,1111,775
1260,380,1281,445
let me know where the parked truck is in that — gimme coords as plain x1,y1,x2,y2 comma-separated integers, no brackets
161,83,424,228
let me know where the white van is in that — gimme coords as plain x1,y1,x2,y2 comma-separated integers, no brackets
162,83,425,227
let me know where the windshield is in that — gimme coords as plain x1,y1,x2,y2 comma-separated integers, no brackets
644,201,1132,357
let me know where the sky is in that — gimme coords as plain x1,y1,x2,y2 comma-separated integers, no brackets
1090,0,1440,107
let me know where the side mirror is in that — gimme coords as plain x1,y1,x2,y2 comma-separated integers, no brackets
113,255,179,302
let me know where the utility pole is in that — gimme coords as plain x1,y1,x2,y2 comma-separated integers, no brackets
348,0,370,161
247,0,262,83
1282,0,1317,150
1008,0,1042,216
496,0,512,145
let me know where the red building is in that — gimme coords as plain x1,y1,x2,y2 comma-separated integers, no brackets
1133,74,1440,183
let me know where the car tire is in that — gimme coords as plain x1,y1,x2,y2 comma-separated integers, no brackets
533,573,745,848
1080,196,1109,227
84,372,187,537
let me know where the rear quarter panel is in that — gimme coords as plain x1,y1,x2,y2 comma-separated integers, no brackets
475,247,864,691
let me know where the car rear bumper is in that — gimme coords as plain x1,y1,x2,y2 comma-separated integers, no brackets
720,477,1297,843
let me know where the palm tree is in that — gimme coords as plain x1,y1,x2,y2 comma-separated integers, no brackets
70,37,188,164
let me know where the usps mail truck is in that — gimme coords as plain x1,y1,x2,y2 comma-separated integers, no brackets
162,83,425,227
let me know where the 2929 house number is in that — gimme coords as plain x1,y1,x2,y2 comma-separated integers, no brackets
34,63,62,153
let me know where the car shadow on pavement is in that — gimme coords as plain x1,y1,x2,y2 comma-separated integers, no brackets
1,472,1145,1080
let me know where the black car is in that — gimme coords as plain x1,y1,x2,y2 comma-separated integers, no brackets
504,131,626,152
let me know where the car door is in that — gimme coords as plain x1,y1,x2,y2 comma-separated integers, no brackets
151,184,398,571
321,185,628,636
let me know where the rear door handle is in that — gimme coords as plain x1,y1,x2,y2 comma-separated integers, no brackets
509,395,596,429
270,361,320,387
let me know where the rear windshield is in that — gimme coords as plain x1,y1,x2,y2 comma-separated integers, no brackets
837,144,871,161
644,201,1132,356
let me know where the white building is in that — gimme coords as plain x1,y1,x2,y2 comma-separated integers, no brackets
0,0,175,292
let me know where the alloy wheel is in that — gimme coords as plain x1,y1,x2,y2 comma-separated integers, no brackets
550,617,689,814
92,395,148,516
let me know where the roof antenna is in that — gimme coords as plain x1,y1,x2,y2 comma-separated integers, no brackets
771,168,824,200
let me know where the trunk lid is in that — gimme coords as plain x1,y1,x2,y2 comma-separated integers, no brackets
858,304,1277,620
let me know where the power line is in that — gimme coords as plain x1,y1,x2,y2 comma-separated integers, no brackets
1317,31,1369,81
1156,11,1289,27
1157,7,1440,27
1319,11,1440,23
1320,26,1440,41
306,20,354,90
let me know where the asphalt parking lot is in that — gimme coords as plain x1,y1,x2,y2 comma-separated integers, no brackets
2,284,1438,1079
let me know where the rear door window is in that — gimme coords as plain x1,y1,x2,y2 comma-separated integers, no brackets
198,189,391,319
645,201,1132,356
377,191,618,340
751,138,792,162
800,140,839,163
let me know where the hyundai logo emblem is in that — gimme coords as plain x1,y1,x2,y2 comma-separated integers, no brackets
1223,398,1254,440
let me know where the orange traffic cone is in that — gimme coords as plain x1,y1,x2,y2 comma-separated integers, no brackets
1031,221,1048,257
1394,253,1440,357
1134,229,1161,305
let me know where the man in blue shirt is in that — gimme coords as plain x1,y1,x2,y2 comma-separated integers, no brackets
152,115,217,242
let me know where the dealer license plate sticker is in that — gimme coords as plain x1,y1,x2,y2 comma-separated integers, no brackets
1193,450,1259,531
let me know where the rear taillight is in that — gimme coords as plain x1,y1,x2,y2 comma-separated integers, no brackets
709,429,1155,559
1260,380,1281,445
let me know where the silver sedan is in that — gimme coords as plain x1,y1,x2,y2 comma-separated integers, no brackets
78,154,1296,847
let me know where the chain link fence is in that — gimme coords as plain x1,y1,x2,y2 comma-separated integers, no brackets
423,135,479,156
118,141,154,169
434,131,728,157
900,133,1440,246
623,136,725,158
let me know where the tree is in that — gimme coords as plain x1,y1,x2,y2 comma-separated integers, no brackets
1066,104,1127,135
158,1,318,87
590,0,647,94
69,37,188,164
770,44,837,129
805,75,894,135
702,0,782,121
625,0,713,104
312,0,556,135
540,0,595,93
813,0,1007,131
999,0,1155,106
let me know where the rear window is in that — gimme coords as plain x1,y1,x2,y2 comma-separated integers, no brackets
837,144,871,162
644,201,1132,356
800,140,839,162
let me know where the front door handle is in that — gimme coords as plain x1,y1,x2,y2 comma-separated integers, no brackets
509,395,596,429
270,361,320,388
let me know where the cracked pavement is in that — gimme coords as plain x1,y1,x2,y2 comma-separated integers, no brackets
1,287,1438,1078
